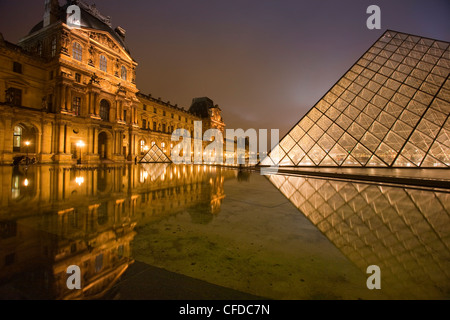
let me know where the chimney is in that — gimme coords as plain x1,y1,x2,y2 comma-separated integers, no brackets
43,0,60,27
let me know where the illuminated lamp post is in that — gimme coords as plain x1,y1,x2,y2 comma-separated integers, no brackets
76,140,85,164
24,141,30,165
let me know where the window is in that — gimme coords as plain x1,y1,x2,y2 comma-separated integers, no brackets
153,122,157,131
13,126,22,151
163,111,166,116
123,110,127,122
142,119,147,129
99,100,110,121
178,115,181,121
151,141,156,146
185,117,188,123
162,124,166,132
37,42,42,57
75,73,81,83
171,113,174,119
72,97,81,115
153,107,157,114
140,140,146,154
143,104,147,111
161,142,166,148
13,62,22,74
51,38,57,57
6,88,22,106
95,254,103,273
5,253,15,266
73,42,82,61
121,66,127,80
99,55,107,72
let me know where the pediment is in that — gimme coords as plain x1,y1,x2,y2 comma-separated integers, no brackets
87,30,132,61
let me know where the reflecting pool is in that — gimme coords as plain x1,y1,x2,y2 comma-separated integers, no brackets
0,165,449,299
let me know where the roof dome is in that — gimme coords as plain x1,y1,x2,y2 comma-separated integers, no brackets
28,0,131,54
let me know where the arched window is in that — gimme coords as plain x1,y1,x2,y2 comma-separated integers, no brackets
140,140,146,154
151,141,156,146
100,55,107,72
13,126,22,152
99,99,110,121
73,42,82,61
121,66,127,80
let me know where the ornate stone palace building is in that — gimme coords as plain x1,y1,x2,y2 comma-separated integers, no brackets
0,0,225,164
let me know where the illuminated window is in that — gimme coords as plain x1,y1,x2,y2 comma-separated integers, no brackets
72,97,81,116
72,42,82,61
140,140,146,153
13,126,22,151
121,66,127,80
99,55,107,72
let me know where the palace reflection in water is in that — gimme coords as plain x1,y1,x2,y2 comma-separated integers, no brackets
0,164,231,299
1,165,449,299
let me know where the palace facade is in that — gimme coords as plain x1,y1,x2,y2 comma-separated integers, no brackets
0,0,225,165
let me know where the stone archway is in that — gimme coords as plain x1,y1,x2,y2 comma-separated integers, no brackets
98,131,113,160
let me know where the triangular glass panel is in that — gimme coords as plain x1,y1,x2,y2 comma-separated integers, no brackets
421,154,446,167
298,155,314,166
342,155,359,166
393,155,416,167
366,155,386,167
320,155,338,166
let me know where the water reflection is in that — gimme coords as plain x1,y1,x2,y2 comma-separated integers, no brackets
0,165,235,299
268,174,450,299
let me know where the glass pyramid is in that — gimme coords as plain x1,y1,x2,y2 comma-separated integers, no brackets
263,30,450,167
139,144,172,163
267,174,450,298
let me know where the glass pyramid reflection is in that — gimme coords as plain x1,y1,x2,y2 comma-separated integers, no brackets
139,144,171,163
268,174,450,298
263,30,450,167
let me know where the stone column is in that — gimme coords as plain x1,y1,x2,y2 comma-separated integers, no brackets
61,85,66,110
94,93,99,116
93,127,98,155
67,88,72,111
58,123,66,154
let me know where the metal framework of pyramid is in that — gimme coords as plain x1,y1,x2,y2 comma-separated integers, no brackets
262,30,450,168
139,144,172,163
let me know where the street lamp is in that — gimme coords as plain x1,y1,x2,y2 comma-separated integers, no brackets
76,140,85,164
24,141,30,165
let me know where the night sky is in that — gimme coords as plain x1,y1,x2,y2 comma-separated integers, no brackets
0,0,449,136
